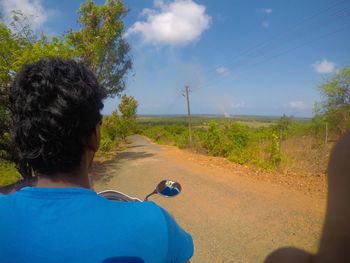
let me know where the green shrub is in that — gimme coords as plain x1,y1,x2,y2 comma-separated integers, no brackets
268,132,283,167
173,129,189,149
192,128,207,150
0,161,21,187
101,116,117,141
202,121,227,156
227,146,255,165
98,115,119,153
223,123,259,165
99,136,115,152
226,123,250,148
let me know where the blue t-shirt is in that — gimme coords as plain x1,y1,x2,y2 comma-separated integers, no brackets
0,187,193,263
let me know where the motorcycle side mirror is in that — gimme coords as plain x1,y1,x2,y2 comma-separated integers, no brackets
157,180,182,197
144,180,182,201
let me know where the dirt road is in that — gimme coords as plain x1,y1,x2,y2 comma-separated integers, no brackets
92,135,326,263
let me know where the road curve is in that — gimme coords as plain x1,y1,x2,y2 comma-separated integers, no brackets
92,135,326,263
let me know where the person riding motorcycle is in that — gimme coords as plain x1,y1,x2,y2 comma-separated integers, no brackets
0,58,194,263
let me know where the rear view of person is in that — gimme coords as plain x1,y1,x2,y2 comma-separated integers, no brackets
0,58,193,263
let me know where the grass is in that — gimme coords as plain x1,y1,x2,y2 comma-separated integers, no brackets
0,161,21,187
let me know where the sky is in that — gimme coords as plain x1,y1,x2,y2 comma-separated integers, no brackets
1,0,350,117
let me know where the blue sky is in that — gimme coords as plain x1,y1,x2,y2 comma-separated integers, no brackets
1,0,350,117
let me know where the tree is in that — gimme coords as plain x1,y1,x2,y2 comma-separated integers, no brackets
1,13,66,162
65,0,132,96
115,95,138,140
118,95,138,119
0,0,132,172
0,14,76,164
1,12,74,88
318,66,350,134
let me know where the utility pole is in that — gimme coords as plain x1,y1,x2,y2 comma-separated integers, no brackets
183,85,192,147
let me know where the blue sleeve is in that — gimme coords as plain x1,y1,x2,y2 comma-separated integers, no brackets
159,207,194,263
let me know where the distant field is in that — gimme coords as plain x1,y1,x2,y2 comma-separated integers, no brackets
137,114,301,128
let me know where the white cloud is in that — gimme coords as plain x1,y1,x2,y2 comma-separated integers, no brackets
125,0,211,46
261,20,269,28
259,8,273,15
216,66,230,76
287,101,309,110
312,59,336,74
0,0,47,30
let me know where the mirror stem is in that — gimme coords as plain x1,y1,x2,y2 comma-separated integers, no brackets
144,190,157,201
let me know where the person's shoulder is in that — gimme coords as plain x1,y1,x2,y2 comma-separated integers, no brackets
0,192,17,208
95,197,161,212
94,198,166,221
141,202,178,226
151,203,194,262
0,192,15,200
130,201,169,222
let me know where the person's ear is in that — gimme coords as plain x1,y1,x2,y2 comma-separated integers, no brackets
87,122,101,152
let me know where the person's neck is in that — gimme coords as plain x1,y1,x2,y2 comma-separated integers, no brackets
34,150,94,189
35,171,91,189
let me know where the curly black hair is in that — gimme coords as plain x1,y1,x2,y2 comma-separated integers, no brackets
9,58,107,176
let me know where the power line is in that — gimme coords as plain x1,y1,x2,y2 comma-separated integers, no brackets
203,23,350,91
231,6,350,72
217,0,349,71
236,24,350,75
202,2,350,89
